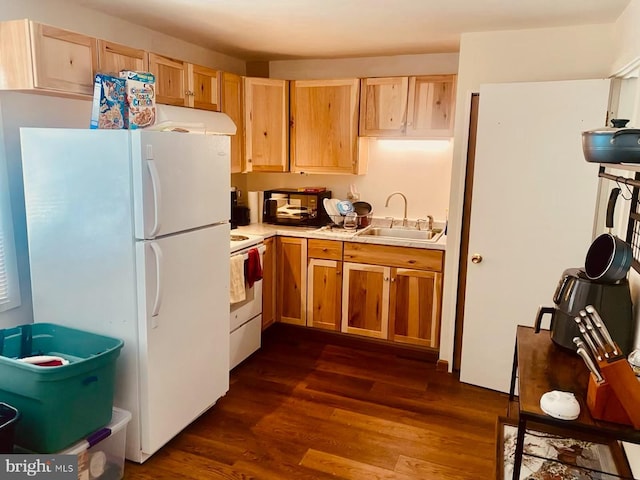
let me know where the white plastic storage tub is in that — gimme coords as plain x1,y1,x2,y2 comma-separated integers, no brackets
60,407,131,480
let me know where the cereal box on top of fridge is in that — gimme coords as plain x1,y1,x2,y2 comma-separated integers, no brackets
90,74,126,129
119,71,156,129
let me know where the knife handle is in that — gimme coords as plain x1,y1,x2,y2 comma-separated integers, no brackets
575,317,603,361
586,305,619,356
580,310,610,358
576,346,604,384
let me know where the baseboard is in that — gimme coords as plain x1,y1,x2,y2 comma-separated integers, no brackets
436,359,449,372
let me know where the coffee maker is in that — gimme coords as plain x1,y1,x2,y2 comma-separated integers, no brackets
230,188,250,229
535,267,634,353
230,188,238,229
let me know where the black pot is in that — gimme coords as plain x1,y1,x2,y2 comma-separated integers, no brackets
582,119,640,164
584,233,632,282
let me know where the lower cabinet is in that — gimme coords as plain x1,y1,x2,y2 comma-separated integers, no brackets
342,242,444,348
307,240,343,331
389,268,442,348
276,236,307,326
262,236,276,330
273,237,444,350
341,262,390,339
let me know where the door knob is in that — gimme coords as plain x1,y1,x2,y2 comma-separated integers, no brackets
471,254,483,264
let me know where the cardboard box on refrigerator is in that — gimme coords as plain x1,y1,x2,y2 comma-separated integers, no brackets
119,71,156,129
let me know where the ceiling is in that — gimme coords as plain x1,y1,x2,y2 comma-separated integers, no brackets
68,0,630,61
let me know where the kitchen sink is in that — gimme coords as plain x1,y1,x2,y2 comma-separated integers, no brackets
357,227,443,242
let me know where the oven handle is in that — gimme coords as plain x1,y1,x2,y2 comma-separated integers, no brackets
236,243,266,260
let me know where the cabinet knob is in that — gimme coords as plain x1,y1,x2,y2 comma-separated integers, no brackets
471,254,483,264
390,277,396,283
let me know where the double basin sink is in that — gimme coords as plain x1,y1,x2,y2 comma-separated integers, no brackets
356,226,444,242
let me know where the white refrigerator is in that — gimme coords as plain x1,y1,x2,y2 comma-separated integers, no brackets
20,128,231,462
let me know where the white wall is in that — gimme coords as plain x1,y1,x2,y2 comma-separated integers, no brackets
612,0,640,75
270,53,459,79
442,23,617,370
0,93,93,328
0,0,245,74
245,139,453,221
241,53,459,223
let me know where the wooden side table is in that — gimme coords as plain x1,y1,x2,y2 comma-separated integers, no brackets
508,326,640,479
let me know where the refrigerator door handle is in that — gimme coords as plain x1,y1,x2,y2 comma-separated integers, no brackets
149,242,164,324
147,159,162,238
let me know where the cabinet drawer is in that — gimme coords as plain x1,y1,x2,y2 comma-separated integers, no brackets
308,239,343,260
344,242,443,272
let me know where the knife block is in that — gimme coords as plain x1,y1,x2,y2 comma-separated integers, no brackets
586,348,640,429
587,375,633,426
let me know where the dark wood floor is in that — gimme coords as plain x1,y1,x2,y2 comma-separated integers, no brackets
124,325,508,479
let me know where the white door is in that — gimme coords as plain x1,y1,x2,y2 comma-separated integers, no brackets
131,131,230,239
459,79,611,393
136,224,230,456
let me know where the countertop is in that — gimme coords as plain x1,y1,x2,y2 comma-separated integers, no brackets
233,221,446,251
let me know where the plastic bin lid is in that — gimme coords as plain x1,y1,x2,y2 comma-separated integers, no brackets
59,407,131,455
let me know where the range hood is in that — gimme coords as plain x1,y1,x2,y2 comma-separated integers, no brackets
153,104,237,135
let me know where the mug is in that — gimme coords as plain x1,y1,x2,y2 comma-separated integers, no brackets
343,212,358,230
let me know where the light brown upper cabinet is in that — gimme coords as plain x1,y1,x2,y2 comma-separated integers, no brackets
97,40,147,76
243,77,289,172
290,79,364,174
359,77,409,136
220,72,244,173
148,53,220,111
0,19,97,97
360,75,456,137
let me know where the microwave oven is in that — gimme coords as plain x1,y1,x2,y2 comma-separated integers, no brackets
263,189,332,226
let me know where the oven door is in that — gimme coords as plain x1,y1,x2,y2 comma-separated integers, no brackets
230,277,263,332
230,244,265,369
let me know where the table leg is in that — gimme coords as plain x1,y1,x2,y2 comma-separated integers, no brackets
509,340,518,403
512,416,526,480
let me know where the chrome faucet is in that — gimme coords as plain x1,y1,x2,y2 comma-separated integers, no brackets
385,192,408,227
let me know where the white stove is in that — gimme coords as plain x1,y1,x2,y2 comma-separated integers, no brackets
229,230,265,370
230,232,264,253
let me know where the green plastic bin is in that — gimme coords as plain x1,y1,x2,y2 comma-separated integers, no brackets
0,323,124,453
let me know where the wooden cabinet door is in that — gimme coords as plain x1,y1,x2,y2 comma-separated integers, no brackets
389,268,442,348
307,258,342,331
190,64,220,111
244,77,289,172
262,237,276,330
359,77,408,136
97,40,147,76
406,75,456,137
148,53,187,107
221,72,244,173
31,22,97,95
341,262,390,339
276,237,307,326
290,79,360,174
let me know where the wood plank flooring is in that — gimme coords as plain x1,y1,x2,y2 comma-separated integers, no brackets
124,325,508,479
